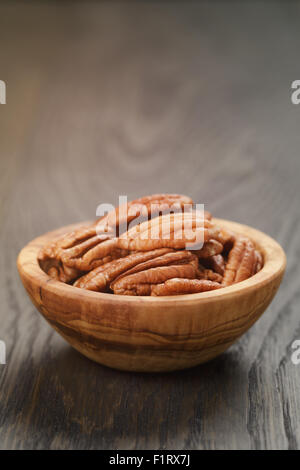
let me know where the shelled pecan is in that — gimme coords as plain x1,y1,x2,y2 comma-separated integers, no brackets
253,250,263,274
222,237,262,286
151,278,222,296
112,250,198,281
96,193,195,237
197,264,223,283
38,193,193,282
117,212,223,251
199,254,226,277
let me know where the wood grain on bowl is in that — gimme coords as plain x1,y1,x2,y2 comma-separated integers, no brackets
17,219,286,372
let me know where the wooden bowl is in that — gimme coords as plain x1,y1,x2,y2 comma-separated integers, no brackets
17,219,286,372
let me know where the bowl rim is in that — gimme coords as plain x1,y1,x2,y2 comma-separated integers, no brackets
17,218,286,306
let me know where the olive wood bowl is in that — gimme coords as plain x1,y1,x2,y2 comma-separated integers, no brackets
17,219,286,372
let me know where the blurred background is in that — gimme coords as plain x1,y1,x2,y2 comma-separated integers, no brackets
1,0,300,450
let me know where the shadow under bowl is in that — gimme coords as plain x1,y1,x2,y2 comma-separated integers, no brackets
17,218,286,372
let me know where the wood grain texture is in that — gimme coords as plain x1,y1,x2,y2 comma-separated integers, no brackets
17,219,286,372
1,0,300,449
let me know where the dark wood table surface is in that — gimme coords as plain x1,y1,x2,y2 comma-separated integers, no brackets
1,1,300,450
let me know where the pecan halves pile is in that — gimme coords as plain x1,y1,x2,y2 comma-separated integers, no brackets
38,193,263,295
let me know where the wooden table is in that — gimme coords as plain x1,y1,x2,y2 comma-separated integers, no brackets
1,1,300,450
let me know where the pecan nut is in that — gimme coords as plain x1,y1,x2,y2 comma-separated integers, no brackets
96,193,194,237
197,264,223,283
117,213,223,251
111,263,198,296
112,250,198,283
74,248,173,291
38,232,127,282
200,254,226,277
222,237,263,286
253,250,263,274
39,193,192,281
151,278,221,296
